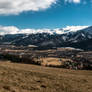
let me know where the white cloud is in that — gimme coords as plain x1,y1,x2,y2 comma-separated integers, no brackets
73,0,80,3
0,26,19,35
0,25,88,35
65,0,80,3
0,0,56,15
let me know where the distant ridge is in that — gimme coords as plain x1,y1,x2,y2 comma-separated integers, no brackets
0,26,92,50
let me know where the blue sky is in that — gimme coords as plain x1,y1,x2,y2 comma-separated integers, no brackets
0,0,92,30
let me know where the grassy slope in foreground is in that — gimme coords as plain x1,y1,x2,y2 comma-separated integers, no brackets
0,62,92,92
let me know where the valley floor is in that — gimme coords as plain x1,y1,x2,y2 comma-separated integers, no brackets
0,61,92,92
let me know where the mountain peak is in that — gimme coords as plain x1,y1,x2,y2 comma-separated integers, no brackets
0,25,89,35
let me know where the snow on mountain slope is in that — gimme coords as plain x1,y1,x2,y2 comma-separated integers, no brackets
0,26,92,50
62,26,88,33
0,25,89,35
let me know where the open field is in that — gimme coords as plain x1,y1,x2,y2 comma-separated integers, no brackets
0,61,92,92
34,57,62,67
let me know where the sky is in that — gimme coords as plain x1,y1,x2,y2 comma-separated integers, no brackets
0,0,92,34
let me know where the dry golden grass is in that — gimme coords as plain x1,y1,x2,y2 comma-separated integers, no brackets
0,61,92,92
39,57,61,66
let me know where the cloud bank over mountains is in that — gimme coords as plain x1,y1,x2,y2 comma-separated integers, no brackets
0,25,88,35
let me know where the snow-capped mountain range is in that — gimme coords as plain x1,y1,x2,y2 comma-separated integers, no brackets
0,26,92,50
0,26,88,35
